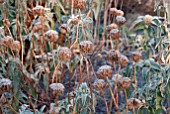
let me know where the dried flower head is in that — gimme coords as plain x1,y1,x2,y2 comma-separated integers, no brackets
120,54,129,67
110,29,120,40
107,49,121,62
45,30,59,42
144,15,153,24
1,36,13,48
97,65,112,79
79,41,93,54
116,10,124,16
106,23,118,31
59,24,70,34
110,8,118,15
116,16,126,25
93,79,106,91
70,0,86,10
11,41,21,52
33,22,48,33
112,74,123,83
50,83,65,96
126,98,142,109
117,77,131,89
131,52,142,62
59,47,72,61
0,78,12,94
32,5,45,16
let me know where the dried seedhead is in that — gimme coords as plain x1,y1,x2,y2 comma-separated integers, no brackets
70,0,86,10
126,98,142,109
59,47,72,62
70,15,79,24
32,5,45,16
112,74,123,83
44,30,59,42
107,49,121,62
33,22,48,33
110,8,124,16
131,52,142,62
59,24,70,34
120,54,129,67
0,78,12,94
106,23,118,32
0,94,7,105
110,29,120,40
144,15,153,24
1,36,13,48
116,16,126,25
117,77,131,89
97,65,112,79
110,8,118,15
50,83,65,96
11,41,21,52
93,79,106,91
79,41,93,54
0,0,4,5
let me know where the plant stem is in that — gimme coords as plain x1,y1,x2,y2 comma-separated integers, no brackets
101,90,110,114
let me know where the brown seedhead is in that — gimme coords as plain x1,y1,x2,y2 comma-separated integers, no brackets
131,52,142,62
112,74,123,83
1,36,13,48
50,83,65,96
70,0,86,10
126,98,142,109
110,29,120,40
59,24,70,34
120,54,129,67
79,41,93,54
107,49,121,62
110,8,118,15
59,47,72,62
45,30,59,42
11,41,21,52
93,79,106,91
117,77,131,89
116,16,126,25
32,5,45,16
97,65,112,79
106,23,118,31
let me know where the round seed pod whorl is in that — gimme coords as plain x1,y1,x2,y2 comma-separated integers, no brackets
11,41,21,52
106,23,118,32
131,52,142,62
45,30,59,42
126,98,142,109
116,16,126,25
110,29,120,40
115,10,124,16
1,36,13,48
59,47,72,62
110,8,118,15
97,65,112,79
93,79,106,91
32,5,45,16
117,77,131,89
112,74,123,83
50,83,65,96
70,0,86,10
120,54,129,67
79,41,93,54
106,49,121,62
0,78,12,94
